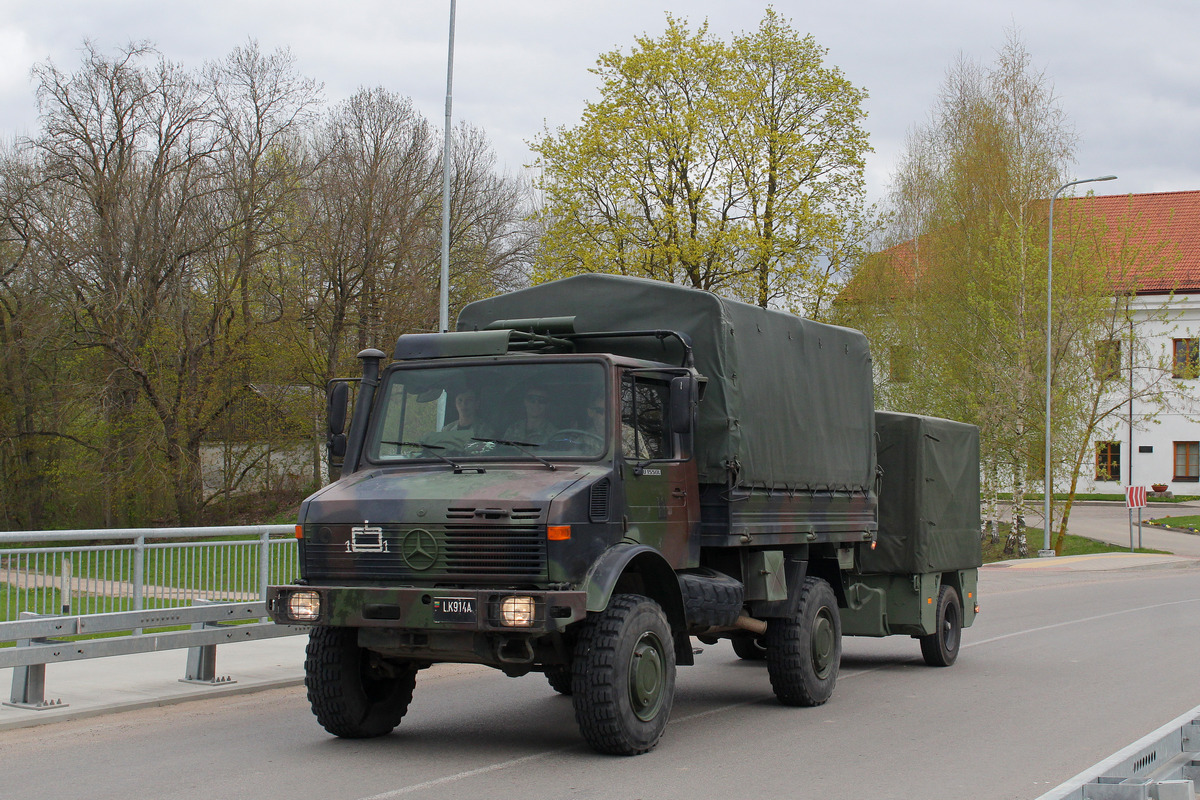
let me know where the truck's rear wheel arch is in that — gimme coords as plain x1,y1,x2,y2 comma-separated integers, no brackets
806,555,847,608
583,544,692,666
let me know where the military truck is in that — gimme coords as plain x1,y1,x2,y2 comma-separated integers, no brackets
267,274,981,755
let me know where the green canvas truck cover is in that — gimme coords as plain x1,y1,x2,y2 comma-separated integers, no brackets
457,274,875,493
861,411,982,574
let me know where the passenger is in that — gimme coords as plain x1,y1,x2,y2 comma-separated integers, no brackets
442,388,479,432
504,387,556,443
585,396,606,435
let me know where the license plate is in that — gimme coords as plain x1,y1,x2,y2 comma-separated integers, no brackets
432,596,476,623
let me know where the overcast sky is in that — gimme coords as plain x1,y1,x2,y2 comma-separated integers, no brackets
2,1,1197,206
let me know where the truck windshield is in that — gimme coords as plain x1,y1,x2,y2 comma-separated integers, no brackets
365,361,608,463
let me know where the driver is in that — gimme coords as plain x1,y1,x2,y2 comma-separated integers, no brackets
442,387,479,433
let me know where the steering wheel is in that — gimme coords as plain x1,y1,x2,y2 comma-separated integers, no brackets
546,428,604,450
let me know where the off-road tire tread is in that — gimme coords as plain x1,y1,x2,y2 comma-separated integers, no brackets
571,594,675,755
765,576,840,707
305,626,416,738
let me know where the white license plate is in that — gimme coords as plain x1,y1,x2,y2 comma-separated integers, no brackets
432,597,476,622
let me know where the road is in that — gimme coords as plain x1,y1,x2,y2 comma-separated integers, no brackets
3,556,1200,800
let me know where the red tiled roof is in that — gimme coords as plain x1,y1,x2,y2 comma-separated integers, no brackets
1062,190,1200,294
851,190,1200,298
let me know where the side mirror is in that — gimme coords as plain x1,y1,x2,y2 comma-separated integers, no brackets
669,376,693,435
327,381,349,436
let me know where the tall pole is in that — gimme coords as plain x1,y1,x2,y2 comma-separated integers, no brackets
1041,174,1117,557
439,0,456,335
435,1,456,429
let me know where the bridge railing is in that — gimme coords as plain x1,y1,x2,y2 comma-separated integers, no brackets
0,525,297,619
0,525,303,711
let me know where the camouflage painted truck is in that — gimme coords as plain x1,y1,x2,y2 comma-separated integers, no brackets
266,274,982,755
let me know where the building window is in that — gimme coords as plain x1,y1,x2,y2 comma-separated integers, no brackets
1173,338,1199,378
889,345,912,383
1174,441,1199,481
1095,441,1121,482
1095,339,1121,381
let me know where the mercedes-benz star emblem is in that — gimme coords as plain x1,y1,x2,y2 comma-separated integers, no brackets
400,528,438,571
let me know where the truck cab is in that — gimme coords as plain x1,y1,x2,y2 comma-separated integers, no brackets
283,332,702,668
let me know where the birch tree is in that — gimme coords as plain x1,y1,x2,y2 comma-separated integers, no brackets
843,30,1180,553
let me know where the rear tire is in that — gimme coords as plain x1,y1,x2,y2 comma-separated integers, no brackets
920,585,962,667
305,626,417,738
571,594,676,755
765,577,840,707
730,632,767,661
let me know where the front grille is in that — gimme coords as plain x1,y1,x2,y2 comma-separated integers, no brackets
304,522,547,584
444,526,545,575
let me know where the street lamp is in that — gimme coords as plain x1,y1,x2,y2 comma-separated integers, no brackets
437,0,457,429
1041,174,1117,557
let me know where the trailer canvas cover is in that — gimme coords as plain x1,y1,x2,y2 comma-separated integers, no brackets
864,411,983,574
458,274,875,493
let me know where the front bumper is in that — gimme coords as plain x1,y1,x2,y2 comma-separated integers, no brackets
266,584,588,634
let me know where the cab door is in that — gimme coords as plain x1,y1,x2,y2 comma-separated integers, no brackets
619,372,699,569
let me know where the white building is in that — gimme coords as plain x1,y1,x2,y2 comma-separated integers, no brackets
1077,190,1200,495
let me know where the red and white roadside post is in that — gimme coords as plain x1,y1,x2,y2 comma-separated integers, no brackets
1125,485,1147,552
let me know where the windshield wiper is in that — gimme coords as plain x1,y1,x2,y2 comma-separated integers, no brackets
471,437,556,471
383,441,481,473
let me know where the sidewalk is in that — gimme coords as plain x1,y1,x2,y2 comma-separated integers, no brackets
0,633,308,732
984,552,1199,571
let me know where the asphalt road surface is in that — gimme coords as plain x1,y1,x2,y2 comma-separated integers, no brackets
3,556,1200,800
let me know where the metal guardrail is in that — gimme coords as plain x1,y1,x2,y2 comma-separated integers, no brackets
0,525,303,710
1036,705,1200,799
0,525,297,618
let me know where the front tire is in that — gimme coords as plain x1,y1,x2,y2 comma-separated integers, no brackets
920,585,962,667
765,577,841,706
305,626,417,738
571,594,676,755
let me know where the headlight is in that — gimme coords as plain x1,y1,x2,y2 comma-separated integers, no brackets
286,590,321,621
499,596,535,627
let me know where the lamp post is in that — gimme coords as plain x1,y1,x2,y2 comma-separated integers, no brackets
1041,174,1117,557
436,0,457,429
439,0,456,336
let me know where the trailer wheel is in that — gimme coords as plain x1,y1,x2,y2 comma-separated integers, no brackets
730,632,767,661
765,577,840,706
920,585,962,667
571,594,676,755
305,626,417,738
545,664,573,695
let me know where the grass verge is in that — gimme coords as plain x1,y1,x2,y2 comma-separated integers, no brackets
980,523,1169,563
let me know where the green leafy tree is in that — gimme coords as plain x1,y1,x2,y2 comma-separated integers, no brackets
531,11,870,313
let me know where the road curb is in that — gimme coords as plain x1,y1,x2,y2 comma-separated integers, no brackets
983,553,1198,571
0,674,305,732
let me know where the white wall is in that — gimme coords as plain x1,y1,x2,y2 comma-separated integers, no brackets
1083,292,1200,494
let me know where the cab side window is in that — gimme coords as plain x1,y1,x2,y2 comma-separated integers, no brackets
621,376,671,460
